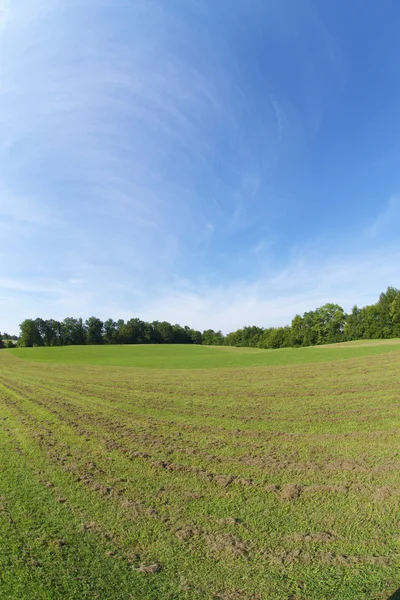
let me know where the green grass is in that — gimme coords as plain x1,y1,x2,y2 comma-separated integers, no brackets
10,338,400,368
1,341,400,598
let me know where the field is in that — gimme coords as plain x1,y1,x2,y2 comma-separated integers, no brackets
1,342,400,599
11,339,400,369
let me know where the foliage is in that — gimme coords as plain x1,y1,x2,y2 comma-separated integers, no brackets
86,317,104,345
13,286,400,349
202,329,224,345
16,317,203,348
19,319,44,347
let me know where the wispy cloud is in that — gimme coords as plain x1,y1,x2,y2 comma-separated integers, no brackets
137,243,400,332
2,0,394,338
270,95,287,142
365,195,400,239
2,234,398,335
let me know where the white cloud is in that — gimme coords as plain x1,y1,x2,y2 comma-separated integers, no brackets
365,195,400,239
0,0,390,341
127,243,400,332
270,95,286,142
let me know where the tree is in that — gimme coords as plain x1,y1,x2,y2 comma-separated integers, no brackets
344,306,363,341
312,304,346,345
85,317,104,345
63,317,86,345
378,287,400,338
49,319,66,346
362,304,381,339
202,329,224,345
34,318,51,346
259,326,291,349
38,320,58,346
233,326,263,347
12,286,400,352
171,324,186,344
189,329,202,344
155,322,174,344
390,294,400,338
104,319,118,344
300,311,318,347
19,319,43,347
2,333,18,341
224,331,238,346
120,318,147,344
290,315,304,347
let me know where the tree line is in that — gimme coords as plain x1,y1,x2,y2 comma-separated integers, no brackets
14,318,204,348
223,287,400,348
4,286,400,349
0,332,18,349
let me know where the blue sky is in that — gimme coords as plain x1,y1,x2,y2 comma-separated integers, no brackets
1,0,400,334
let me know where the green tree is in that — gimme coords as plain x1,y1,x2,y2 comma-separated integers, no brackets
301,311,318,347
19,319,43,347
155,322,174,344
224,331,238,346
362,304,381,339
63,317,86,345
378,287,400,338
202,329,224,345
85,317,104,345
189,329,202,344
14,285,400,352
103,319,118,344
290,315,304,346
390,294,400,337
49,319,66,346
312,304,346,345
344,306,363,341
121,318,146,344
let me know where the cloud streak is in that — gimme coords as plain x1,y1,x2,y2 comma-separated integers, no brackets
0,1,397,336
2,237,399,334
137,243,400,332
365,195,400,239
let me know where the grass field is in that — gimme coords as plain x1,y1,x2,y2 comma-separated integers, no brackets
1,342,400,599
11,338,400,368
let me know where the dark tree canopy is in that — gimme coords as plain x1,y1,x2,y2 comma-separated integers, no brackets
6,287,400,351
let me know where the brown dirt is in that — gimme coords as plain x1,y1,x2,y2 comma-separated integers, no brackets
137,563,161,574
206,533,249,557
264,484,279,493
280,484,303,502
174,525,202,542
284,531,338,543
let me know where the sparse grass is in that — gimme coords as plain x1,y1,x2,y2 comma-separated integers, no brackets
1,341,400,598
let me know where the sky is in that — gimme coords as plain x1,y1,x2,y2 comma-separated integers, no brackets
1,0,400,335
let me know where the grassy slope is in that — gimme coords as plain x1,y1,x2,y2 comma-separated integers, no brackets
10,338,400,368
1,343,400,598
